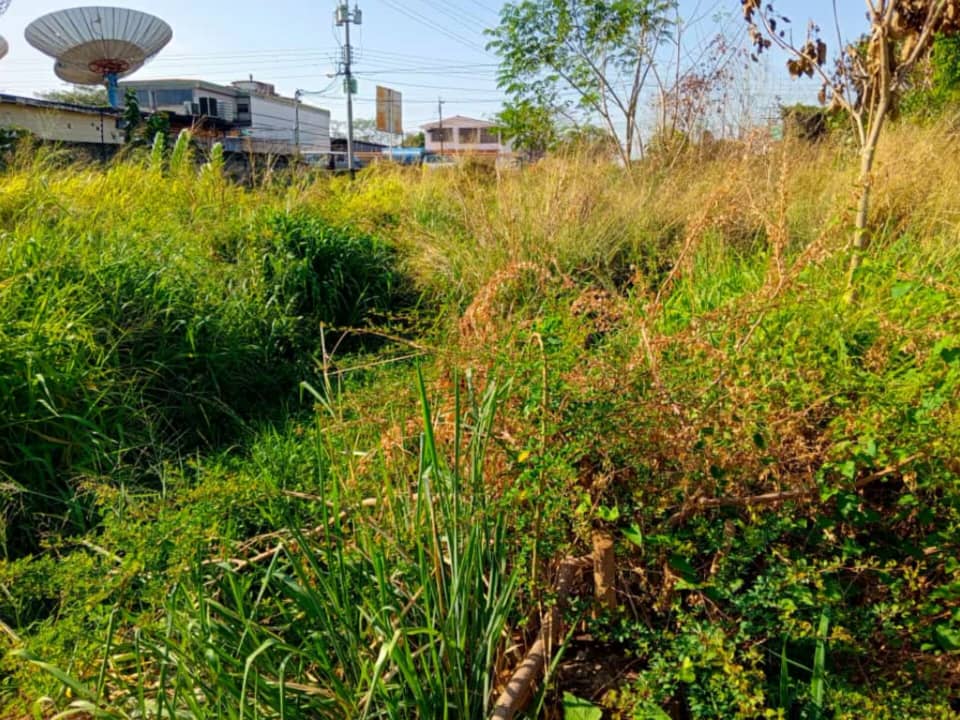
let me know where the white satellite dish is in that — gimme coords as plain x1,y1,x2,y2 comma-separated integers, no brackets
25,7,172,107
55,58,142,86
0,0,8,60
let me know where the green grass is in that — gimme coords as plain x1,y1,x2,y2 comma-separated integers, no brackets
3,122,960,718
14,370,517,719
0,150,409,559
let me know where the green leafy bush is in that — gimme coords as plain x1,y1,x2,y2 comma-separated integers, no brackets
262,212,406,353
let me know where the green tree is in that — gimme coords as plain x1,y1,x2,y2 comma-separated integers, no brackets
903,33,960,116
401,131,425,148
487,0,675,165
122,89,142,144
557,123,618,156
38,85,108,106
494,99,559,158
121,89,171,148
743,0,960,298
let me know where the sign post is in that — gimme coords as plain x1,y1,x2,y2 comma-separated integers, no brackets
376,85,403,156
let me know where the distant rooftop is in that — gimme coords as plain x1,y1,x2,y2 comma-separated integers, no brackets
117,77,328,113
420,115,495,130
1,93,118,116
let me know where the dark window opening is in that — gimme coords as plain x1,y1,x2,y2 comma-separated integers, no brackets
199,97,219,117
154,88,193,106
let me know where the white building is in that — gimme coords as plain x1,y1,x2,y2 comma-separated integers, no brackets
119,78,330,154
420,115,509,157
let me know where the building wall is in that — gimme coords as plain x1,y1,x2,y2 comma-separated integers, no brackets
248,95,330,153
127,84,240,123
422,117,506,155
0,101,122,145
193,87,239,123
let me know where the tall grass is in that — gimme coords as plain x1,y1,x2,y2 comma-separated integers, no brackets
17,371,517,719
6,117,960,717
0,150,407,558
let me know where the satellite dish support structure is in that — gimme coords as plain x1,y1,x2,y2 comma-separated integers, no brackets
25,7,172,109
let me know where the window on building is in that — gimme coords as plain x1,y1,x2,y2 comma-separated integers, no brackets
428,127,452,143
153,88,193,107
198,97,219,117
458,127,479,144
135,90,152,108
237,102,250,114
480,128,499,144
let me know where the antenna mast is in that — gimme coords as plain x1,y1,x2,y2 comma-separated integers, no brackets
438,97,445,156
335,1,362,175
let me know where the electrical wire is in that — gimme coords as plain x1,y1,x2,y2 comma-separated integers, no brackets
376,0,487,53
408,0,491,38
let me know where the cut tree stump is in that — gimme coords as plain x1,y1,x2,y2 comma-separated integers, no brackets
490,556,593,720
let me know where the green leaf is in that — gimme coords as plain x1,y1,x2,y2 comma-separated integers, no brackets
839,459,857,481
940,346,960,364
811,611,830,711
934,623,960,652
563,692,602,720
597,504,620,522
623,522,643,548
635,704,673,720
891,281,914,300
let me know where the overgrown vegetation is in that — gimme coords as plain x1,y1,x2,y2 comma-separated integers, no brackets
2,117,960,718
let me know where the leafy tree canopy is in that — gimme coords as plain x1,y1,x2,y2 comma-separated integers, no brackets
38,85,109,106
401,131,425,148
494,98,560,157
487,0,675,164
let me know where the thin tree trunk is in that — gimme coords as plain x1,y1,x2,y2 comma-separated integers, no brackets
848,141,878,283
846,35,892,301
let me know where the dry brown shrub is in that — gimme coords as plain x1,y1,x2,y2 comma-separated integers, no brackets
570,287,626,338
459,261,553,347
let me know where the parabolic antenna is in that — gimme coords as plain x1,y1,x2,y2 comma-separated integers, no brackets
55,58,142,85
0,36,7,62
25,7,172,108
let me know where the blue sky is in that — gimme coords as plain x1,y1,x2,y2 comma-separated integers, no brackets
0,1,871,133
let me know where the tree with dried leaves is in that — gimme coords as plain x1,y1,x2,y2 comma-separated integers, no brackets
743,0,960,297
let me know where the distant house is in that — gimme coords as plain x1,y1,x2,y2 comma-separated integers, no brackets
0,94,122,154
420,115,510,157
118,78,331,155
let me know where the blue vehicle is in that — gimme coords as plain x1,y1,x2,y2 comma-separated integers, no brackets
381,147,427,165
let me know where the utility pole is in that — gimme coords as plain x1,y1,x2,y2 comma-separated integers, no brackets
438,97,445,156
294,89,302,155
335,2,362,175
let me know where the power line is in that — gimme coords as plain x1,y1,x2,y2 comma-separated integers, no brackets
354,76,501,92
377,0,487,53
409,0,491,37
